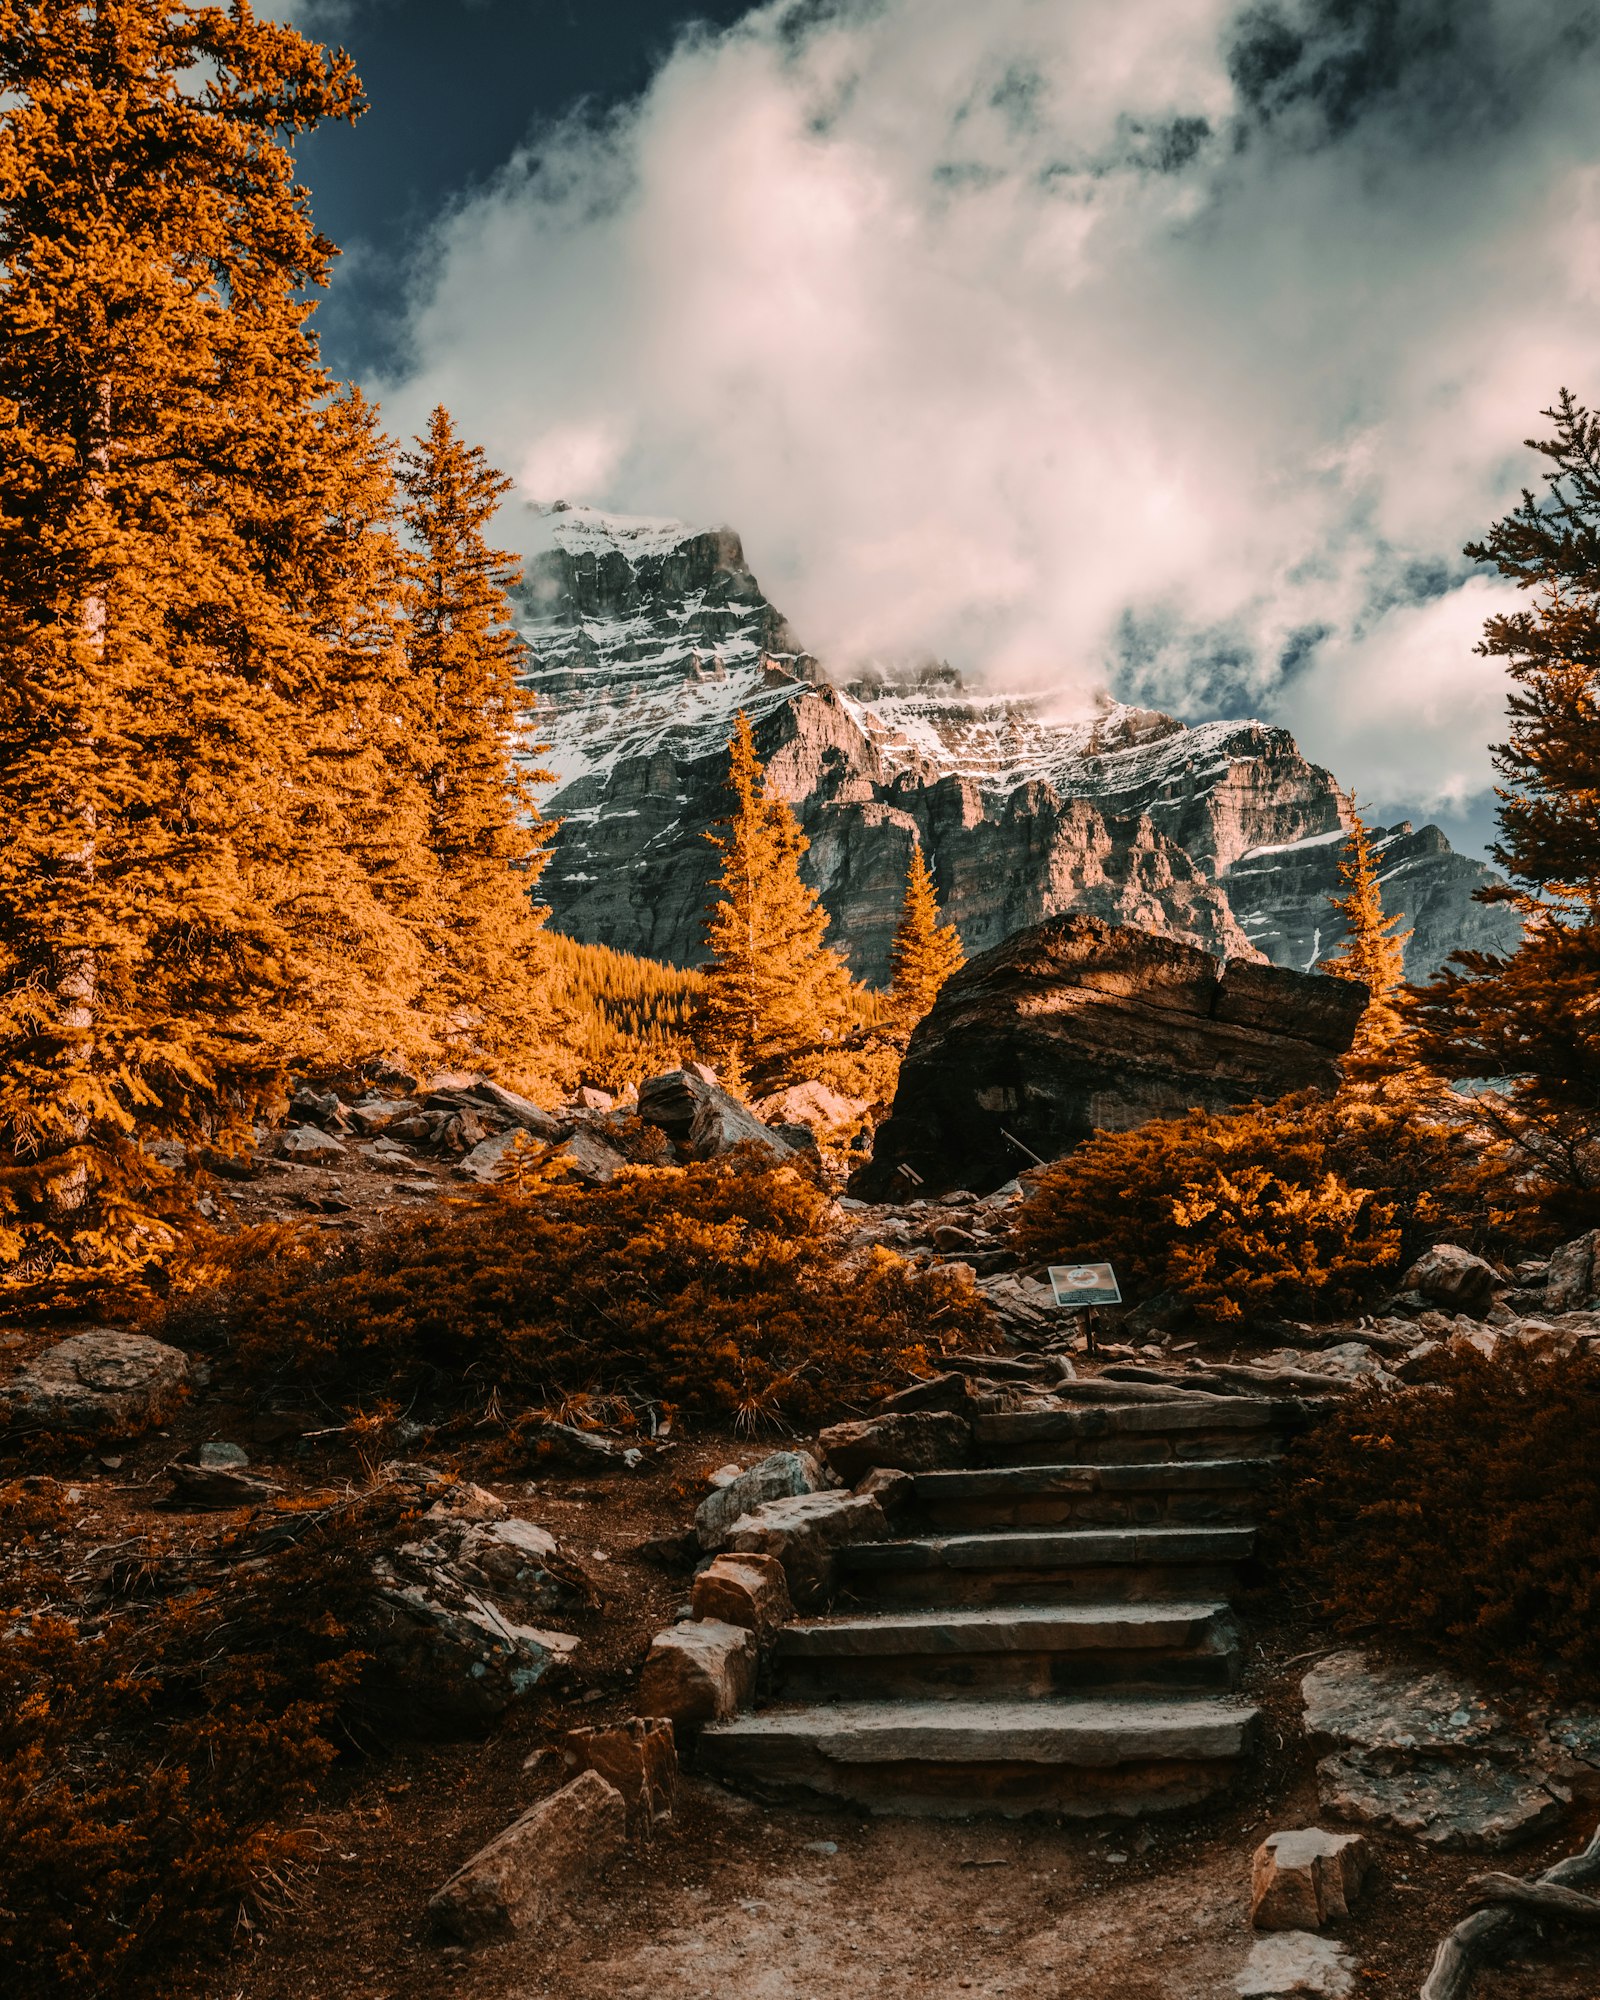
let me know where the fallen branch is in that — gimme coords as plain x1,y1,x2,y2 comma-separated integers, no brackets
1468,1873,1600,1925
1421,1821,1600,2000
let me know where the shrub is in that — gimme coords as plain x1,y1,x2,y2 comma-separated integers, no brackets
1009,1082,1536,1325
1274,1345,1600,1690
184,1154,997,1425
0,1489,404,1998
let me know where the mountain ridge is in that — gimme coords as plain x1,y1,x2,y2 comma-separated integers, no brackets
509,503,1521,984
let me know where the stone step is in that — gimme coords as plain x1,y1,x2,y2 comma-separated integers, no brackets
837,1525,1256,1607
913,1457,1278,1531
772,1601,1242,1701
976,1399,1299,1466
699,1695,1261,1818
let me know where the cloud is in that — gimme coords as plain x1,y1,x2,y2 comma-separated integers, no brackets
379,0,1600,820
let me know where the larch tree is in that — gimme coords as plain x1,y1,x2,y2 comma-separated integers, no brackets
698,712,853,1085
0,2,428,1290
888,843,965,1032
1320,804,1412,1073
1415,391,1600,1175
396,406,569,1094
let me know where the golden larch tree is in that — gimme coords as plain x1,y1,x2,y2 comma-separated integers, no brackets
888,843,965,1030
396,406,569,1094
0,2,429,1289
698,712,853,1084
1321,804,1412,1073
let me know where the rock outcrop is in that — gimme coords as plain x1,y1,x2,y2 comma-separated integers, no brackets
0,1330,190,1438
511,504,1520,983
853,915,1366,1197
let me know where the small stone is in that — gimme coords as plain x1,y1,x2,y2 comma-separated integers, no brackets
725,1489,890,1608
691,1552,794,1638
803,1839,839,1856
561,1716,676,1824
933,1223,978,1251
694,1449,827,1551
1235,1931,1356,1998
277,1124,347,1164
817,1410,972,1484
1251,1829,1369,1931
425,1770,625,1945
638,1619,757,1727
195,1440,249,1470
570,1086,614,1111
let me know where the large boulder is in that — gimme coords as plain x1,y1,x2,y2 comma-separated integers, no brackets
637,1065,794,1162
851,915,1366,1197
1401,1244,1498,1315
0,1329,189,1438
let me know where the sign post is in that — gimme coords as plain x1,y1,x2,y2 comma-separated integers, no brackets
1047,1262,1122,1356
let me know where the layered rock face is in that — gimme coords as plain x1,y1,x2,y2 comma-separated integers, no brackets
511,505,1519,982
851,915,1367,1197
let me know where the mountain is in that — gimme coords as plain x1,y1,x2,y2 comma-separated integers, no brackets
510,503,1521,983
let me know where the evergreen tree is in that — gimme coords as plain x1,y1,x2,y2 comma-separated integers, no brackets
0,3,427,1288
1321,804,1412,1072
888,843,965,1030
1415,391,1600,1156
698,713,853,1083
396,406,568,1093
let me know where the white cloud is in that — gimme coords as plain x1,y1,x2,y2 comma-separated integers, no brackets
380,0,1600,817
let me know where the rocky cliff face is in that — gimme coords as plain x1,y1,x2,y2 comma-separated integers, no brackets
510,504,1520,983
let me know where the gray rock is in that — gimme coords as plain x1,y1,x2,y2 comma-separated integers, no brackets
637,1066,793,1162
347,1098,414,1136
1401,1244,1498,1316
1315,1748,1565,1851
1235,1931,1357,1998
1547,1230,1599,1312
817,1410,972,1484
725,1488,891,1607
540,1126,629,1184
454,1127,538,1183
195,1440,249,1469
694,1449,827,1550
426,1770,625,1944
0,1329,189,1437
464,1078,566,1139
874,1370,974,1416
1301,1650,1506,1756
277,1123,346,1163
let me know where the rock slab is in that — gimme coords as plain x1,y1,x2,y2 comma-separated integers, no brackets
1235,1930,1357,1998
637,1066,793,1162
0,1329,189,1437
818,1410,972,1484
695,1449,827,1550
726,1489,891,1608
691,1552,795,1638
639,1618,758,1727
426,1770,625,1944
853,915,1367,1196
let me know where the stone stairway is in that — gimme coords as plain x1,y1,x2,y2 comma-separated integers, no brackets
699,1392,1300,1819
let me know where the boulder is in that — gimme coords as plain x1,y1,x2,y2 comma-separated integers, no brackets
851,915,1366,1197
874,1370,974,1416
426,1770,626,1945
465,1078,566,1139
690,1552,795,1638
725,1489,890,1607
694,1449,827,1550
1235,1931,1357,1999
562,1717,676,1824
361,1576,579,1732
637,1066,794,1162
348,1097,414,1135
454,1127,538,1183
1547,1229,1599,1312
0,1329,189,1437
638,1618,757,1727
754,1080,871,1132
277,1123,347,1163
1301,1651,1505,1757
1251,1829,1369,1931
1401,1244,1498,1316
541,1126,629,1185
817,1410,972,1484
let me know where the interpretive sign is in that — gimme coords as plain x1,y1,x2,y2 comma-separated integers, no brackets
1047,1262,1123,1309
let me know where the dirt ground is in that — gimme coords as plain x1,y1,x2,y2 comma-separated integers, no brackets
7,1152,1600,2000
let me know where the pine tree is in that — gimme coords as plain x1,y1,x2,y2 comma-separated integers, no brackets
396,406,568,1094
888,843,965,1031
1415,391,1600,1158
1321,804,1412,1072
0,3,429,1289
698,713,853,1084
